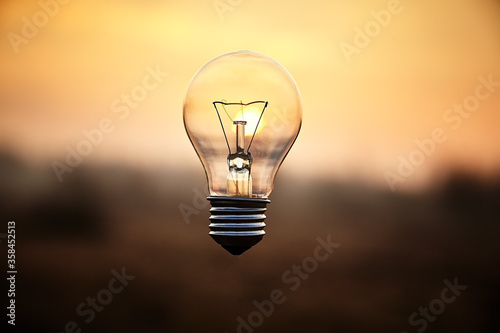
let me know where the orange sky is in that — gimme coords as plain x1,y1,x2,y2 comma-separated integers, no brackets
1,0,500,191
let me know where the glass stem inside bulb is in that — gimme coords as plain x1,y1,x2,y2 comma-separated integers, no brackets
235,121,245,153
227,120,252,197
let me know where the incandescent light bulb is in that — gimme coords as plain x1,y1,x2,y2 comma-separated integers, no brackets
183,50,302,255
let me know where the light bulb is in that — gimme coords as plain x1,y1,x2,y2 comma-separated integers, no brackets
183,50,302,255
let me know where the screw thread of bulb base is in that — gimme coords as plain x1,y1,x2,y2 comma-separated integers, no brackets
207,196,270,255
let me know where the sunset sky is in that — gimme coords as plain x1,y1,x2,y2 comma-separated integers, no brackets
1,0,500,191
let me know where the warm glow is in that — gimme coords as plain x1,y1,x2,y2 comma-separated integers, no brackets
232,106,266,136
1,0,500,191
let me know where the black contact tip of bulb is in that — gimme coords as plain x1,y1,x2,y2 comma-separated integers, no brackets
222,245,254,256
207,196,270,256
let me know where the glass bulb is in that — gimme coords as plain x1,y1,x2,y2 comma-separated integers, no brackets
183,50,302,255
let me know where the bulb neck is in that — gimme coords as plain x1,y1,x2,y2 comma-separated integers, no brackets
207,196,270,255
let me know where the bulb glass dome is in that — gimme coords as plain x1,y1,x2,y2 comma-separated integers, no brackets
183,50,302,198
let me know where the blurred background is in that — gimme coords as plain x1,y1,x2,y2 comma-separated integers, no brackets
1,0,499,332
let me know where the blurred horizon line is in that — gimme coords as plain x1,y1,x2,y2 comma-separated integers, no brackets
2,147,500,195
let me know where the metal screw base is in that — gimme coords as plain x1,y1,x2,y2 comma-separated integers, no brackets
207,196,270,255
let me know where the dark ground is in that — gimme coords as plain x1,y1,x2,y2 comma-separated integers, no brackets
1,151,500,333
